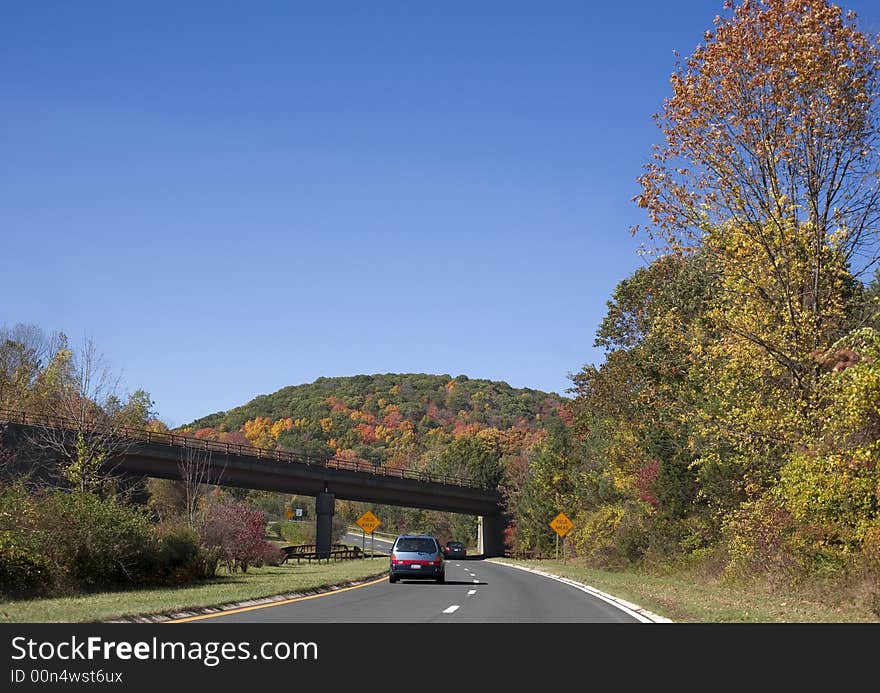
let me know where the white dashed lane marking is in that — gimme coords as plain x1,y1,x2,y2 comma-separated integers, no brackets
467,590,476,596
443,605,460,614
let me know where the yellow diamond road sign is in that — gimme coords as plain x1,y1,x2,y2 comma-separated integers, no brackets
549,512,573,537
356,511,381,535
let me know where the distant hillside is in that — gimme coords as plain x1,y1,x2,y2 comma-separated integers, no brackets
180,373,566,474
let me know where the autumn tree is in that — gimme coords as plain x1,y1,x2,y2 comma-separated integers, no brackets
0,324,67,413
564,254,720,561
430,432,504,489
26,338,154,492
515,417,588,555
637,0,880,254
636,0,880,395
241,416,277,450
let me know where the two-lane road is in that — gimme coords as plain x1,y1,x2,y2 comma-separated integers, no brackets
190,557,643,623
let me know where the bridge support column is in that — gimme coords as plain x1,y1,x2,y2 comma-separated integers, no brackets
477,513,506,557
315,492,335,559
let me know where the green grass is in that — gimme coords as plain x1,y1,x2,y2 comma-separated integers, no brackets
0,558,388,624
269,520,313,545
492,558,880,622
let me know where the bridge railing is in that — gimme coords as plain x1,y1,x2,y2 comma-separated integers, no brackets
0,407,479,489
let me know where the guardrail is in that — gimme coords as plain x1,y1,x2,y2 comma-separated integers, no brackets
0,407,480,489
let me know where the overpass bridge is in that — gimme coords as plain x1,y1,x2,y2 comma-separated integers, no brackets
0,409,506,557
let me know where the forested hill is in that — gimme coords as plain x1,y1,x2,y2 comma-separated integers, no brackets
180,374,565,470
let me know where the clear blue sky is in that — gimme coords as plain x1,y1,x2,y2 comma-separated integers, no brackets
3,1,879,427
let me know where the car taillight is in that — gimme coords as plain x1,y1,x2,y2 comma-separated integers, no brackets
391,555,400,565
433,556,442,566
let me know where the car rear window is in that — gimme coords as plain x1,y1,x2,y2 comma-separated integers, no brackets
395,538,436,553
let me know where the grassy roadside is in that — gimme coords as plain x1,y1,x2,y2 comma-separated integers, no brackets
6,551,875,623
0,559,388,624
492,558,880,622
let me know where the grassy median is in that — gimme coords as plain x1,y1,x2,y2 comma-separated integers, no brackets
491,558,880,622
0,558,388,624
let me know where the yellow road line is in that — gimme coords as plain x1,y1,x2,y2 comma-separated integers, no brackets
165,575,388,623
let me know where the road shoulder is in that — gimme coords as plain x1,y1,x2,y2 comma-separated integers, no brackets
488,559,674,623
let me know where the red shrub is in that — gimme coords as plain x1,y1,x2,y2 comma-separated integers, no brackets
200,502,274,573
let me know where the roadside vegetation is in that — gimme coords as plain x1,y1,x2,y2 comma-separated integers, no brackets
0,559,387,623
268,519,314,546
502,0,880,620
494,558,878,623
0,329,308,606
3,0,880,623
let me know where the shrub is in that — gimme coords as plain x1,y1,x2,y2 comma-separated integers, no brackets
154,524,204,583
253,542,285,568
613,508,651,565
841,522,880,616
0,481,38,534
571,505,624,565
196,545,223,579
571,503,650,568
1,485,261,598
0,532,51,598
780,448,879,548
40,490,157,591
721,494,808,583
859,524,880,574
200,502,276,573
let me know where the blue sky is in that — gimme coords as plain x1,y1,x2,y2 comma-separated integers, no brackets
3,1,880,427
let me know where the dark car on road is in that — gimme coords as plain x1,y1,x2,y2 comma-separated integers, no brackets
389,534,445,583
443,541,467,559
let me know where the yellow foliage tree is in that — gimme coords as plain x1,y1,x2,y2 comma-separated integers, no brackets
242,417,276,450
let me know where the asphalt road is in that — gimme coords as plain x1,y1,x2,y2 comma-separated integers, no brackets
341,530,394,556
197,553,642,623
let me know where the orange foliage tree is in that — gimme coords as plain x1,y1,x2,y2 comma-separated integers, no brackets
635,0,880,266
635,0,880,411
